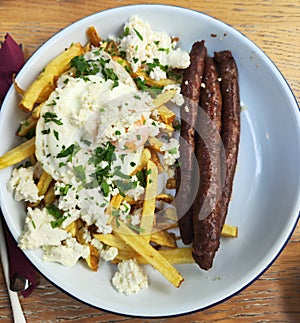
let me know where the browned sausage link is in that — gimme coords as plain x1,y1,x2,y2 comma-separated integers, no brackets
212,50,240,263
192,57,223,270
176,41,207,245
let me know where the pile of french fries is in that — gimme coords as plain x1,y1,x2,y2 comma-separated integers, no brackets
0,26,238,289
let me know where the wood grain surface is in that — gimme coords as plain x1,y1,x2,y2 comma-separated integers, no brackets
0,0,299,322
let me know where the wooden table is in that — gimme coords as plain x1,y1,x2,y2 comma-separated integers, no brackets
0,0,299,322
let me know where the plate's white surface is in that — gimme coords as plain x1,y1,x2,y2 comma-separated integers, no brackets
1,4,300,317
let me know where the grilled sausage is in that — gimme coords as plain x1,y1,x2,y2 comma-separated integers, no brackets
197,50,240,268
176,41,207,245
192,56,223,270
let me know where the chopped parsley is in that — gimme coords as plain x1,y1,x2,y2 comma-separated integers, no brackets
56,143,80,162
41,129,51,135
146,58,168,76
53,129,59,140
59,184,72,196
133,28,143,41
42,112,63,125
70,55,100,77
46,204,67,228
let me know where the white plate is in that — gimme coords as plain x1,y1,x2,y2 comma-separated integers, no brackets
1,4,300,317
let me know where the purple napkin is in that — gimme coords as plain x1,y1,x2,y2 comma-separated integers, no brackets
0,34,39,297
0,33,24,105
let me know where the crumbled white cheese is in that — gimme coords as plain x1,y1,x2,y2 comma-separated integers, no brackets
119,16,190,80
7,166,42,203
55,183,80,211
149,66,167,81
162,84,184,106
112,259,148,295
42,237,90,267
160,138,180,166
18,207,70,249
100,246,118,262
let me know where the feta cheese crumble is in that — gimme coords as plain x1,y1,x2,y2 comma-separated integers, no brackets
112,259,148,295
7,166,42,203
18,207,71,249
42,237,90,267
119,15,190,80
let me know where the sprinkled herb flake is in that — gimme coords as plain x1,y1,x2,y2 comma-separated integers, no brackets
41,129,51,135
53,130,59,140
46,204,67,228
133,28,143,41
56,143,80,161
59,184,72,196
43,112,63,125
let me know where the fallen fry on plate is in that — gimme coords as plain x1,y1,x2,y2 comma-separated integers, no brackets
93,233,133,251
113,247,194,265
112,218,184,288
0,137,35,169
221,223,238,238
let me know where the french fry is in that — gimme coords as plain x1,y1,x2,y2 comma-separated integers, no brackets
221,223,238,238
75,218,87,245
113,247,194,265
43,183,56,205
139,160,158,241
86,26,101,47
0,137,35,170
148,147,163,173
85,243,100,271
35,77,58,104
153,90,176,108
31,102,44,120
150,230,177,248
130,148,151,175
157,104,176,125
65,221,77,237
93,233,133,251
112,218,184,288
147,136,164,153
19,43,84,112
36,171,53,196
16,115,38,137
